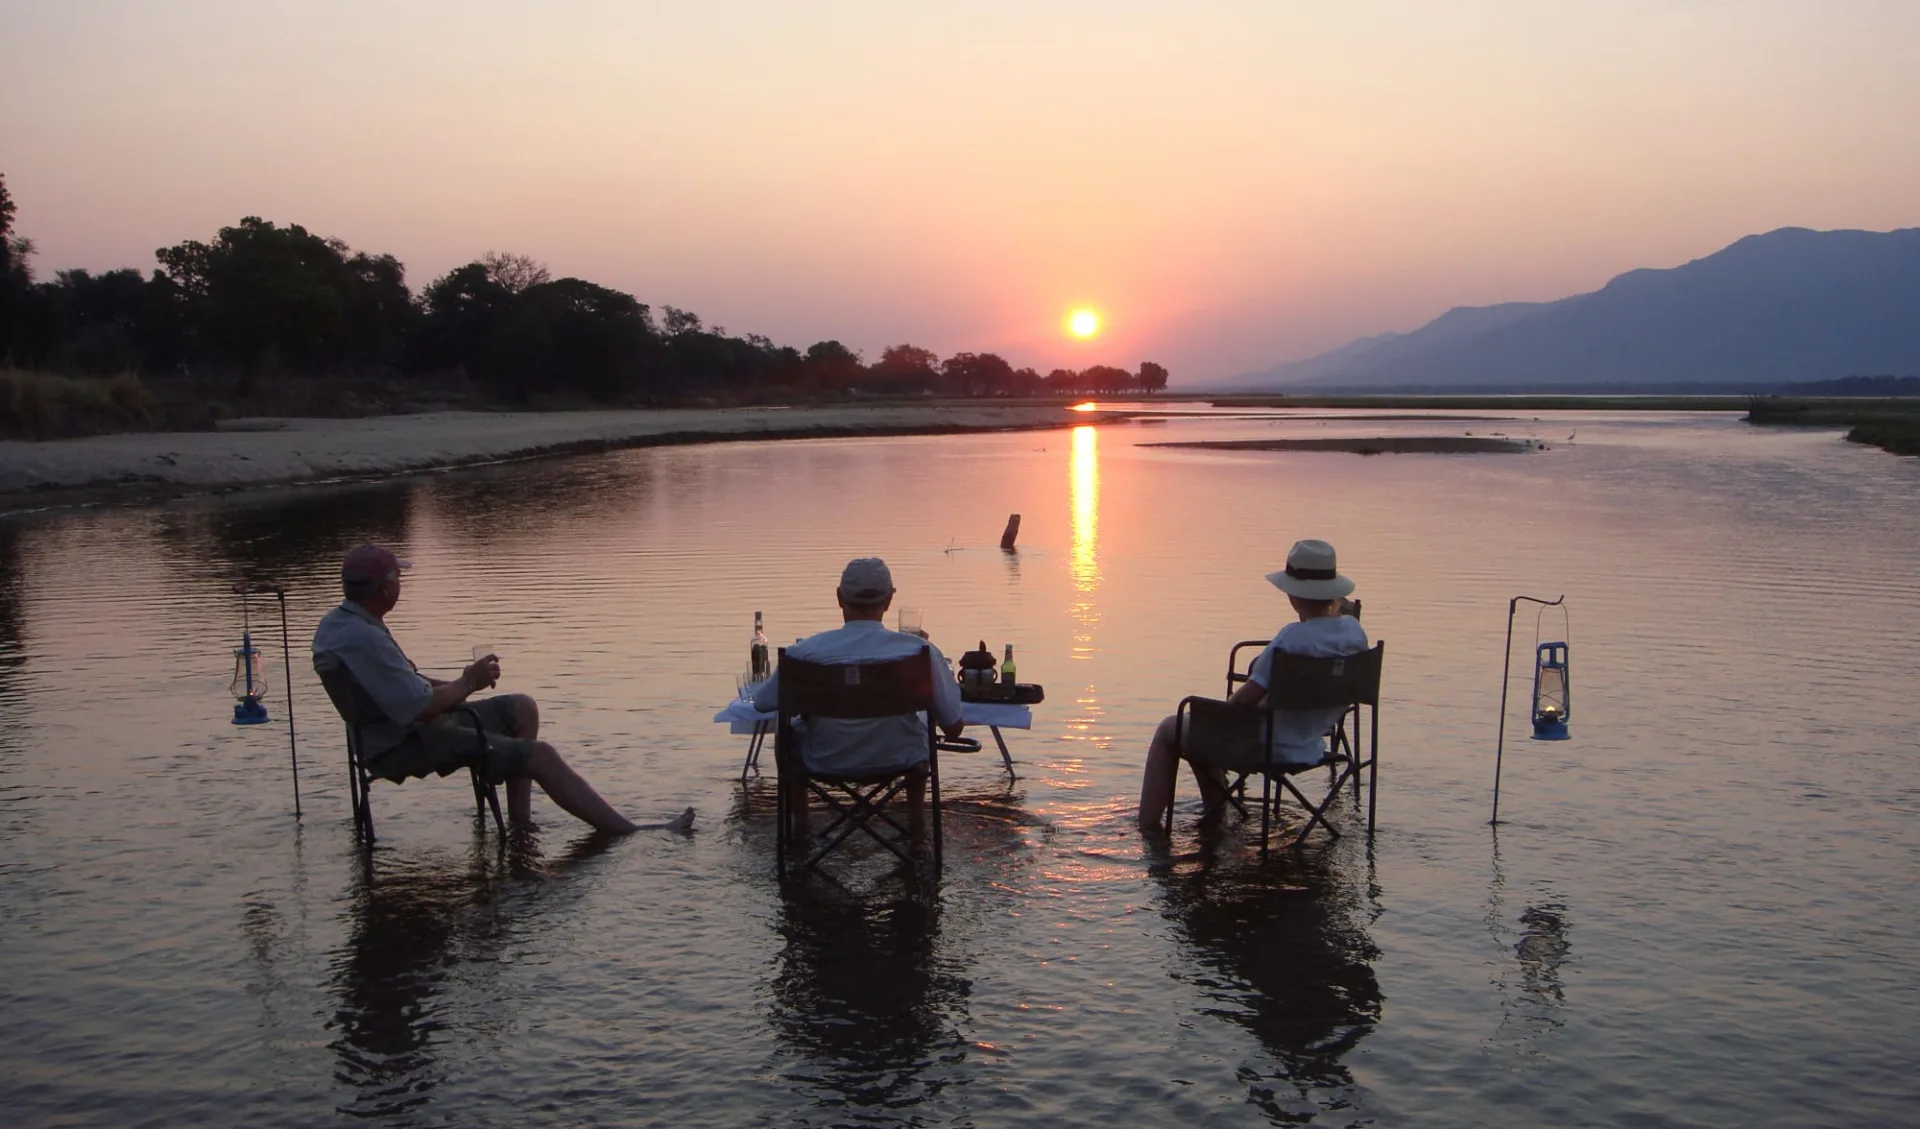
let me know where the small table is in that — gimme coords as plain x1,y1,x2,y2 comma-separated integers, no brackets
714,696,1032,779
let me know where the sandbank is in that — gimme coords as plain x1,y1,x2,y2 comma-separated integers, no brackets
1143,436,1538,454
0,403,1110,509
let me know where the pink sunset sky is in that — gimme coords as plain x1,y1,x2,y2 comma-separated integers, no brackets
3,0,1917,384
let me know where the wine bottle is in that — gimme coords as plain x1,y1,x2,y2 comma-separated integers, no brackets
751,611,771,681
1001,643,1016,688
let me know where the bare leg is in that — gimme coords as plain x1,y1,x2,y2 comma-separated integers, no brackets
906,766,928,836
786,765,811,835
521,742,638,834
1138,714,1182,831
1138,713,1230,831
507,694,541,826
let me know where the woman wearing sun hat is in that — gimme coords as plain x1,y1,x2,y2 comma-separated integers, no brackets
1137,539,1370,831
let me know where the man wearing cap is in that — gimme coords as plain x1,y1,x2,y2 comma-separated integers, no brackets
752,557,964,830
313,545,692,835
1137,539,1369,831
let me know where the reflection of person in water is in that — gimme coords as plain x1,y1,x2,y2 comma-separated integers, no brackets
327,838,615,1118
767,886,971,1114
1153,850,1382,1117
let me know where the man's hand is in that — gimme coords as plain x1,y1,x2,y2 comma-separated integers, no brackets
464,654,501,691
941,720,966,740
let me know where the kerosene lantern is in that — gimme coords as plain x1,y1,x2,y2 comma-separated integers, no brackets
1530,641,1570,740
231,604,270,725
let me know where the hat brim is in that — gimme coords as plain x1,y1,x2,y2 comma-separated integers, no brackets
1265,570,1354,600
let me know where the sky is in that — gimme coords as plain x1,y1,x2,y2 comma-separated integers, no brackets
3,0,1918,383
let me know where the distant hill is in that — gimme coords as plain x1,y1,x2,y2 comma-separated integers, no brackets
1228,227,1920,391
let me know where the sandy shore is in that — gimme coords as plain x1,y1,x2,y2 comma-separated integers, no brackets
1142,436,1538,455
0,404,1105,507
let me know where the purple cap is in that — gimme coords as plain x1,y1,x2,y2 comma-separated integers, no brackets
341,544,411,585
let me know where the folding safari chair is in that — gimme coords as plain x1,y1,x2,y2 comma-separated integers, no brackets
1219,599,1367,811
1173,642,1384,855
315,662,506,846
773,646,942,880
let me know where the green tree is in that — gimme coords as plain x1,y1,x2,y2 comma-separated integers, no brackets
804,340,863,390
1138,361,1169,394
869,343,939,393
0,172,34,361
478,277,656,401
154,216,411,372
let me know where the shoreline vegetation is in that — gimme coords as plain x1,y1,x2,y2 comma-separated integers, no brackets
0,183,1172,440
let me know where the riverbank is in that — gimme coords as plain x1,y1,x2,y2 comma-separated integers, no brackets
1144,436,1536,455
0,403,1115,510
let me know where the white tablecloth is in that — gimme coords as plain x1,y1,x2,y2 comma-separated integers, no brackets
712,696,1032,735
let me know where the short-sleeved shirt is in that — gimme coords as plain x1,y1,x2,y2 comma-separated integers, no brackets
311,601,433,758
1246,614,1371,766
752,619,963,775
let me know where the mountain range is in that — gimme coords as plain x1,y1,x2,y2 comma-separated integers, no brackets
1226,226,1920,391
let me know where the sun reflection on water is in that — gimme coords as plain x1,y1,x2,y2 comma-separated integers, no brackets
1065,424,1106,750
1069,425,1100,602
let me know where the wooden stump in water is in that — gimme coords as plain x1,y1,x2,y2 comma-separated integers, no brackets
1000,513,1021,552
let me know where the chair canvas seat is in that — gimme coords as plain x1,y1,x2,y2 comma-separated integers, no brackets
773,646,942,880
315,660,505,846
1172,641,1384,854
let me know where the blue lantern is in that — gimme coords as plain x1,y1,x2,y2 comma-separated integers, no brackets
231,628,270,725
1530,641,1569,740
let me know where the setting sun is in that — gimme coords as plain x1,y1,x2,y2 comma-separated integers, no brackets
1067,309,1101,339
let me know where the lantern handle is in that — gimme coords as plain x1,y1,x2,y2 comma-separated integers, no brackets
1492,594,1564,825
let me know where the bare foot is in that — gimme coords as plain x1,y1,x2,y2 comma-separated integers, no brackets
666,806,696,834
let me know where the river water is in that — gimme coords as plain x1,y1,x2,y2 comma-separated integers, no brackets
2,406,1916,1127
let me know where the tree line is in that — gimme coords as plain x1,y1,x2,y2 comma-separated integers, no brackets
0,174,1169,405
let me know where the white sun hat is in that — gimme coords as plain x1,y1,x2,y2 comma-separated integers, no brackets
1265,539,1355,600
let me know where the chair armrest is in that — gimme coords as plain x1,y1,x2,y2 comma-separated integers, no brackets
449,705,491,762
1226,639,1270,696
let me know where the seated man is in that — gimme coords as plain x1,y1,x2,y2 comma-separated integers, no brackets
752,557,964,830
312,544,693,835
1137,539,1369,831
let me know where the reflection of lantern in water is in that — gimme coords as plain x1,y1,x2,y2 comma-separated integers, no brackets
1530,642,1569,740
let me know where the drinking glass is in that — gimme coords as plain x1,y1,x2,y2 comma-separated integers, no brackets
471,645,499,689
898,607,925,638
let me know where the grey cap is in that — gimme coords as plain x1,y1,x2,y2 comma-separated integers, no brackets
837,557,894,605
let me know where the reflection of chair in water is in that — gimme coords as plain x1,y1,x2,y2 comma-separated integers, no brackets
774,647,942,879
767,884,969,1115
1154,849,1382,1117
1174,642,1384,854
328,851,503,1119
315,661,505,844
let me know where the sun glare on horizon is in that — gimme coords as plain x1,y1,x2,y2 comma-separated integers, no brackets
1066,308,1101,340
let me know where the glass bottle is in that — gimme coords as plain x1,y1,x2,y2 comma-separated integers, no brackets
1000,643,1017,687
751,611,771,681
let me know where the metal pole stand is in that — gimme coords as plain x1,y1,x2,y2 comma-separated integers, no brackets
236,582,301,818
1491,593,1563,825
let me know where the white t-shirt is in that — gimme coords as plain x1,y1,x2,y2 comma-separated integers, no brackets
751,619,963,774
1246,614,1371,766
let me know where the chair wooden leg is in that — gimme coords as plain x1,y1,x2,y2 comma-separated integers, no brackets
1366,706,1379,835
1258,774,1274,858
357,768,377,845
929,756,943,875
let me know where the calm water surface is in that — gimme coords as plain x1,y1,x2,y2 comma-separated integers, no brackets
2,407,1917,1127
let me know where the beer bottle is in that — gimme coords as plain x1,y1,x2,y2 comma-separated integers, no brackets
1001,644,1017,688
751,611,771,681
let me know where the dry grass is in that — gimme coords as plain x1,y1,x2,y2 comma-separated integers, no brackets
0,368,156,440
